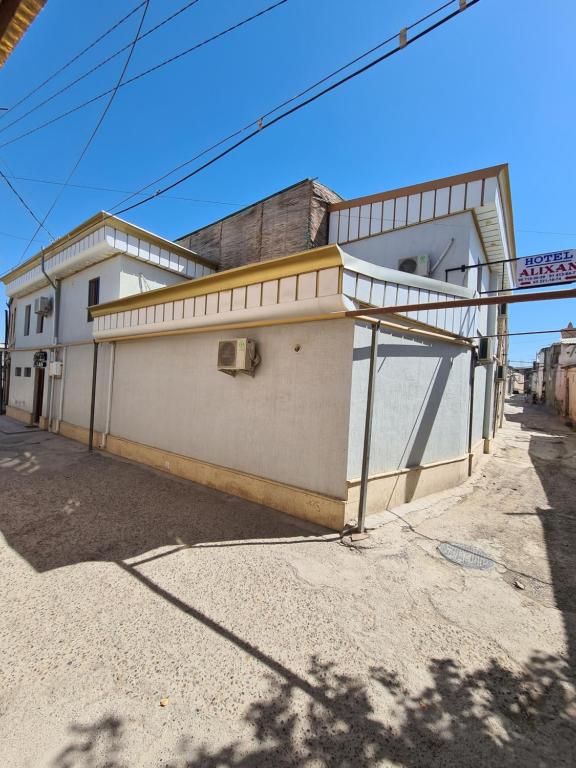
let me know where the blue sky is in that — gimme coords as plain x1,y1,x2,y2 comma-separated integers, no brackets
0,0,574,362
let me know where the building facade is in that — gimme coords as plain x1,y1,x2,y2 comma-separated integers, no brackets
2,165,515,530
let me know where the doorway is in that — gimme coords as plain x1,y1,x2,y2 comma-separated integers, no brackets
33,366,45,425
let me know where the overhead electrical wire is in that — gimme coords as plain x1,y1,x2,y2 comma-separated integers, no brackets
18,1,152,261
108,0,472,213
0,1,147,119
2,0,481,270
112,0,482,217
0,168,54,240
0,0,290,151
0,0,202,136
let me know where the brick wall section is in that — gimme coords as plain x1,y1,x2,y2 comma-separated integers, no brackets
175,179,342,270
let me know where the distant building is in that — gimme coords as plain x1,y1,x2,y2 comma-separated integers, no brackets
533,323,576,423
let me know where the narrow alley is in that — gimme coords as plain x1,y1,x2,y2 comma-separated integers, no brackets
1,397,575,767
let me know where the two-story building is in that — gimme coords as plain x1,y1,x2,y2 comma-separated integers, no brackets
2,164,515,530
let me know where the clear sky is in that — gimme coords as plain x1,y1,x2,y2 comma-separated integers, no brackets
0,0,574,363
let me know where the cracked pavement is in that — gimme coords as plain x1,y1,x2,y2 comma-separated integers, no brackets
1,396,575,766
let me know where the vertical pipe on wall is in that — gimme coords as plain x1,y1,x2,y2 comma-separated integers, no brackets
101,342,116,448
357,320,380,535
482,272,498,450
88,342,99,452
467,347,477,475
57,345,67,430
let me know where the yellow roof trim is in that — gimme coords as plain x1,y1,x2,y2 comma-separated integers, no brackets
0,0,46,67
1,211,214,284
91,244,344,317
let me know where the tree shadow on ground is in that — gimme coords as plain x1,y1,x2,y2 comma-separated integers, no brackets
52,653,576,768
505,396,576,681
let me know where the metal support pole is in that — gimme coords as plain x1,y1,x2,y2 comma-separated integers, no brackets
357,321,380,535
88,342,99,452
467,348,476,475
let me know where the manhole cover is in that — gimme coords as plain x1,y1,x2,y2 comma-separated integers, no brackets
437,542,495,570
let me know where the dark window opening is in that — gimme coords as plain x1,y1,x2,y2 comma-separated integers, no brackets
15,367,22,376
36,312,44,333
24,304,31,336
87,277,100,322
24,367,32,377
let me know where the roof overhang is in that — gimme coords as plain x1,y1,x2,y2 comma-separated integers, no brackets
0,0,46,66
2,211,216,298
91,245,479,342
329,165,517,289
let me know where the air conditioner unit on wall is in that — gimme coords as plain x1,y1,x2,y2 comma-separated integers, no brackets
217,338,261,377
477,336,493,365
34,296,52,316
397,254,430,277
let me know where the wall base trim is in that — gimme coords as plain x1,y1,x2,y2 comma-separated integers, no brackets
345,440,485,520
104,435,347,530
6,405,33,425
50,422,485,532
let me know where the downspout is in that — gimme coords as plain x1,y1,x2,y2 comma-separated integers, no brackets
356,320,381,537
57,345,67,430
88,342,99,452
482,271,498,451
430,237,455,276
40,249,60,432
100,341,116,449
467,347,477,475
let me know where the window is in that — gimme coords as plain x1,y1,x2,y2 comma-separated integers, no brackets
24,367,32,377
36,312,44,333
24,304,31,336
15,367,22,377
87,277,100,322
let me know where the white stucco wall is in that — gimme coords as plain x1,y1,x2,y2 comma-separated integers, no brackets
59,343,111,431
347,323,472,480
12,284,56,349
7,350,38,413
59,259,122,344
338,213,477,289
118,255,188,297
108,320,356,498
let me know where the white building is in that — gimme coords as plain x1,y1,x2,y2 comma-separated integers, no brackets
2,165,515,530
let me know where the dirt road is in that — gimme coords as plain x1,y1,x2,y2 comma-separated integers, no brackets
1,397,575,766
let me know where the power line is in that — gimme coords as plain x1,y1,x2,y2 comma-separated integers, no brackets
0,1,202,137
18,1,152,262
0,2,147,119
112,0,482,217
1,174,245,206
0,0,290,151
0,168,54,240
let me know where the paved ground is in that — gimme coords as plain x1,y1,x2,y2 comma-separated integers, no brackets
1,397,575,767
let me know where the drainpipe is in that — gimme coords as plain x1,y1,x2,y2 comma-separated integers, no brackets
100,342,116,448
467,347,477,475
430,237,455,276
482,272,498,451
40,249,60,431
57,345,67,430
356,320,381,537
88,342,99,452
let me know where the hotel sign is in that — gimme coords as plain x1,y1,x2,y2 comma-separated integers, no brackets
517,250,576,288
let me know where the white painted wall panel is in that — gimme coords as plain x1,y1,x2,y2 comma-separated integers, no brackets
109,321,356,498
